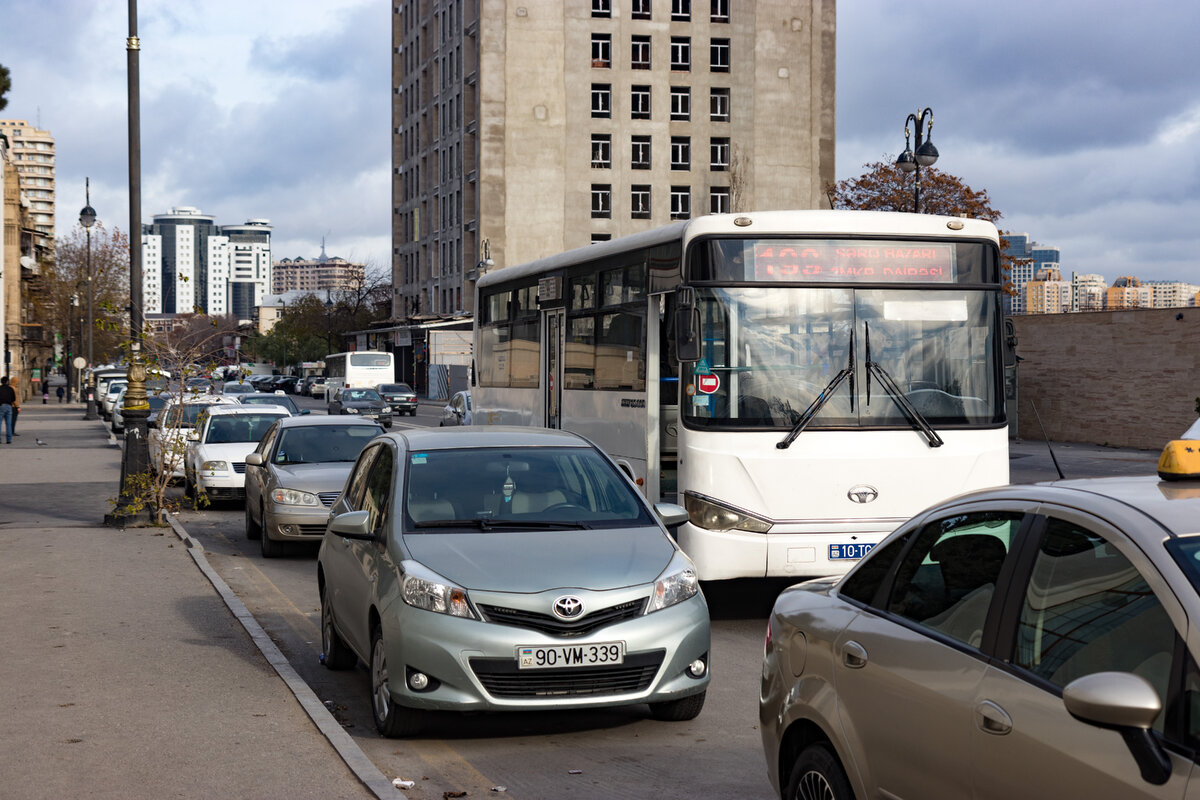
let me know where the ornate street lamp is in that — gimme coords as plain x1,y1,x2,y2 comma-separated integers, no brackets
79,180,98,419
896,107,939,212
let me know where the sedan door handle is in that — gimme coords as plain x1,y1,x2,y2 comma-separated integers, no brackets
975,700,1012,735
841,640,868,669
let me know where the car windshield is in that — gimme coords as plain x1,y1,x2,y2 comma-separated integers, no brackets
162,402,221,427
379,384,412,394
204,414,284,444
224,383,254,393
345,389,383,402
273,424,381,465
403,446,654,531
242,395,299,413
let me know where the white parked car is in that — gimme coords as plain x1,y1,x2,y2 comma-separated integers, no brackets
184,404,291,501
100,380,128,420
149,396,238,481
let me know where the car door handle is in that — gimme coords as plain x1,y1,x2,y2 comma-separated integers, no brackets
975,700,1012,735
841,640,868,669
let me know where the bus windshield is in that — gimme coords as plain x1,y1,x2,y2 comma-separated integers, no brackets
682,286,1002,431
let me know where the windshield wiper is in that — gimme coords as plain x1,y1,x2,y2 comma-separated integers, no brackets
864,321,943,448
777,330,855,450
412,518,590,531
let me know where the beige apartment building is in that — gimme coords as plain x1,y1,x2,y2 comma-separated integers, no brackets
272,250,366,294
391,0,836,321
0,120,55,251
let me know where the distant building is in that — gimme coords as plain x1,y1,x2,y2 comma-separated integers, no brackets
141,207,272,323
1003,234,1061,314
272,241,364,294
1107,276,1153,310
1071,273,1107,312
0,119,55,250
1024,267,1072,314
1145,280,1200,309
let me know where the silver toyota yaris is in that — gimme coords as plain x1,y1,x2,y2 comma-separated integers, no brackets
318,426,710,737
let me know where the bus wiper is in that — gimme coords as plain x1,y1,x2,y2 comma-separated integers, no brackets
777,330,855,450
864,358,944,448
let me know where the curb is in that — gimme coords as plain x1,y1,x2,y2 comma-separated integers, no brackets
165,514,406,800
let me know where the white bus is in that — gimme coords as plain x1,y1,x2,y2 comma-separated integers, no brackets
473,210,1014,581
324,351,395,396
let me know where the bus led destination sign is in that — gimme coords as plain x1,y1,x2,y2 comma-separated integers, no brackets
749,240,956,283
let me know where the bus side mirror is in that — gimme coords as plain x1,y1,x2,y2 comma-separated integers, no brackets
1003,318,1018,368
674,286,701,363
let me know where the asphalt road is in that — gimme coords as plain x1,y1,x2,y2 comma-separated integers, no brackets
171,392,1163,799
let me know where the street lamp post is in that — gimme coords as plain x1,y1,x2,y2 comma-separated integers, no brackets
896,107,939,213
79,180,98,419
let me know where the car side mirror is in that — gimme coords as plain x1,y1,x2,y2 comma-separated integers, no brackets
245,453,264,467
328,510,377,541
300,409,310,415
653,502,689,528
186,431,200,441
1063,671,1170,785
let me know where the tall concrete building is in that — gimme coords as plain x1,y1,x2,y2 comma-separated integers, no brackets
1003,233,1061,314
1023,266,1071,314
141,207,272,322
0,120,55,250
391,0,836,321
1071,272,1107,312
273,241,366,294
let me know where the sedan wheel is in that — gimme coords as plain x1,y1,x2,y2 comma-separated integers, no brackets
786,744,853,800
370,626,421,737
648,689,706,721
259,506,283,558
319,590,356,670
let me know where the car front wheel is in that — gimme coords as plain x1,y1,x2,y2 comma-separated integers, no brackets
370,626,421,737
320,591,356,670
245,500,262,540
259,506,283,558
648,689,706,721
785,744,854,800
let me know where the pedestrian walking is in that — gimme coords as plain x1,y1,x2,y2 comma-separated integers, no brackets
0,376,15,444
56,385,65,403
10,379,21,436
43,389,49,404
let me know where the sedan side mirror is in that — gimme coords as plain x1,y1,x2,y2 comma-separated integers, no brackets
245,452,264,467
300,409,311,415
1063,671,1170,785
328,510,377,541
653,502,689,528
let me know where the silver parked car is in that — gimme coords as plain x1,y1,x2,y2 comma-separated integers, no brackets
760,473,1200,800
244,416,383,558
439,389,472,427
317,426,709,737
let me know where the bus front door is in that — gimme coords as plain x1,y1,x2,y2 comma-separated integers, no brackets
545,309,564,428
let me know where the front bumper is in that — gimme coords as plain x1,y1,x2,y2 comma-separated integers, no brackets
197,470,246,499
377,587,710,714
266,502,331,541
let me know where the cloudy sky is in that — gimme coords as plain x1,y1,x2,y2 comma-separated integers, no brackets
2,1,1198,285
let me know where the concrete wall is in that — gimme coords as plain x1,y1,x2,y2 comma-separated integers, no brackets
1011,308,1200,449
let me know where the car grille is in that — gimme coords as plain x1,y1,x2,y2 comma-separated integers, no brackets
318,491,341,506
232,462,246,474
477,599,646,638
469,650,664,698
297,524,327,536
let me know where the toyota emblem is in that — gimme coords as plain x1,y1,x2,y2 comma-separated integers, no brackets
552,595,585,619
847,485,879,504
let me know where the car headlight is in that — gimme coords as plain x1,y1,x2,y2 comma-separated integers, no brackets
649,553,700,612
201,460,230,471
271,488,319,506
684,492,772,533
401,562,477,619
344,407,359,414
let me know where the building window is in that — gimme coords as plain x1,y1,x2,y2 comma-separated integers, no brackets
632,0,652,19
631,85,651,119
710,137,730,171
592,83,612,118
592,34,612,68
711,0,729,22
671,0,690,21
631,135,652,169
670,37,691,71
592,233,613,243
670,87,691,121
710,87,730,122
671,136,691,170
592,184,612,218
592,0,612,17
631,35,651,69
631,185,652,219
671,186,691,219
710,38,730,72
709,186,730,214
591,134,612,168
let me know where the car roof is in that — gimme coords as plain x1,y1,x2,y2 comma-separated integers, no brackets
933,476,1200,538
239,393,295,402
204,404,291,417
271,415,384,430
386,425,590,451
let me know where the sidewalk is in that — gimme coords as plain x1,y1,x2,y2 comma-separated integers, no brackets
0,402,388,799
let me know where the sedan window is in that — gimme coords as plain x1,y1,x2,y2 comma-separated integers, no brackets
274,425,380,465
1013,517,1175,733
885,512,1022,648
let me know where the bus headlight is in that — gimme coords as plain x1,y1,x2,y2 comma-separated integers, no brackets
684,492,772,533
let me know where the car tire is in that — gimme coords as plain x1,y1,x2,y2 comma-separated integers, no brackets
245,500,262,540
320,591,357,671
370,626,422,737
260,507,283,558
184,468,196,499
785,744,854,800
648,689,706,721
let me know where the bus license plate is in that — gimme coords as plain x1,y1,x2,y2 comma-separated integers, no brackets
517,642,625,669
829,543,874,561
